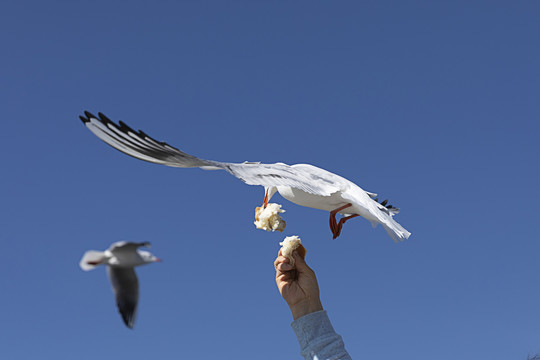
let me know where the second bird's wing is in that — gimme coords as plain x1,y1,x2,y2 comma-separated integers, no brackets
107,267,139,329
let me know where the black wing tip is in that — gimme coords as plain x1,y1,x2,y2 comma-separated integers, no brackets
375,197,398,211
118,303,137,329
122,315,136,329
138,129,150,138
80,111,102,124
117,120,139,135
138,241,151,248
84,110,96,119
83,111,136,136
79,110,95,123
79,110,114,125
79,110,189,158
98,112,111,122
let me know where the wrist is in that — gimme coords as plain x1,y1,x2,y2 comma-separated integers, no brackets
289,297,323,320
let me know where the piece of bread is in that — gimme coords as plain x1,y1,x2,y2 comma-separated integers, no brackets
279,235,306,266
254,203,286,232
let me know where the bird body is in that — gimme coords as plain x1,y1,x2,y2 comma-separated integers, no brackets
79,111,411,241
80,241,160,328
272,163,359,213
272,166,410,242
276,185,347,212
105,242,156,268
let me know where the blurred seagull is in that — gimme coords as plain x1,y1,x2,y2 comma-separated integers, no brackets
79,111,411,242
79,241,161,329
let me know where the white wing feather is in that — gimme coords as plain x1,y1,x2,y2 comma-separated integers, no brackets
80,112,342,197
79,250,105,271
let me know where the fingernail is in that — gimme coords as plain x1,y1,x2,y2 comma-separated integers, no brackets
281,263,292,270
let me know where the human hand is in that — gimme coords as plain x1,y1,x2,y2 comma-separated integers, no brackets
274,250,323,320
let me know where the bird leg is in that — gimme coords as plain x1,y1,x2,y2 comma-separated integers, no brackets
333,214,360,239
329,203,354,238
262,188,269,208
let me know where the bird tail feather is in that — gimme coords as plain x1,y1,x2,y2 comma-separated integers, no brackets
382,219,411,243
79,250,106,271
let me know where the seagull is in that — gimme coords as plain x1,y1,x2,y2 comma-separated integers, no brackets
79,241,161,329
79,111,411,242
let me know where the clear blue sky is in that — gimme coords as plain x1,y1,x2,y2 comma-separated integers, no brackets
1,1,539,359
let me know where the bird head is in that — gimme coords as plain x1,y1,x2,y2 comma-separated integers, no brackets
139,251,161,264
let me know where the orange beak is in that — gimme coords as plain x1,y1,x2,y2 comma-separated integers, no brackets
263,189,269,208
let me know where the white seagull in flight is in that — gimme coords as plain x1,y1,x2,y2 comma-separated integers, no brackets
80,241,161,329
79,111,411,242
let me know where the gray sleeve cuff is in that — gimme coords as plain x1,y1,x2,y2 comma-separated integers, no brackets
291,310,352,360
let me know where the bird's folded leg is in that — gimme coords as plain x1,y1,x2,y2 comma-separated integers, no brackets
333,214,359,239
329,203,353,239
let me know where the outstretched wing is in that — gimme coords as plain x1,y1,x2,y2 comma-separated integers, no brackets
108,241,150,254
80,111,220,169
107,267,139,329
225,162,343,196
79,111,344,196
